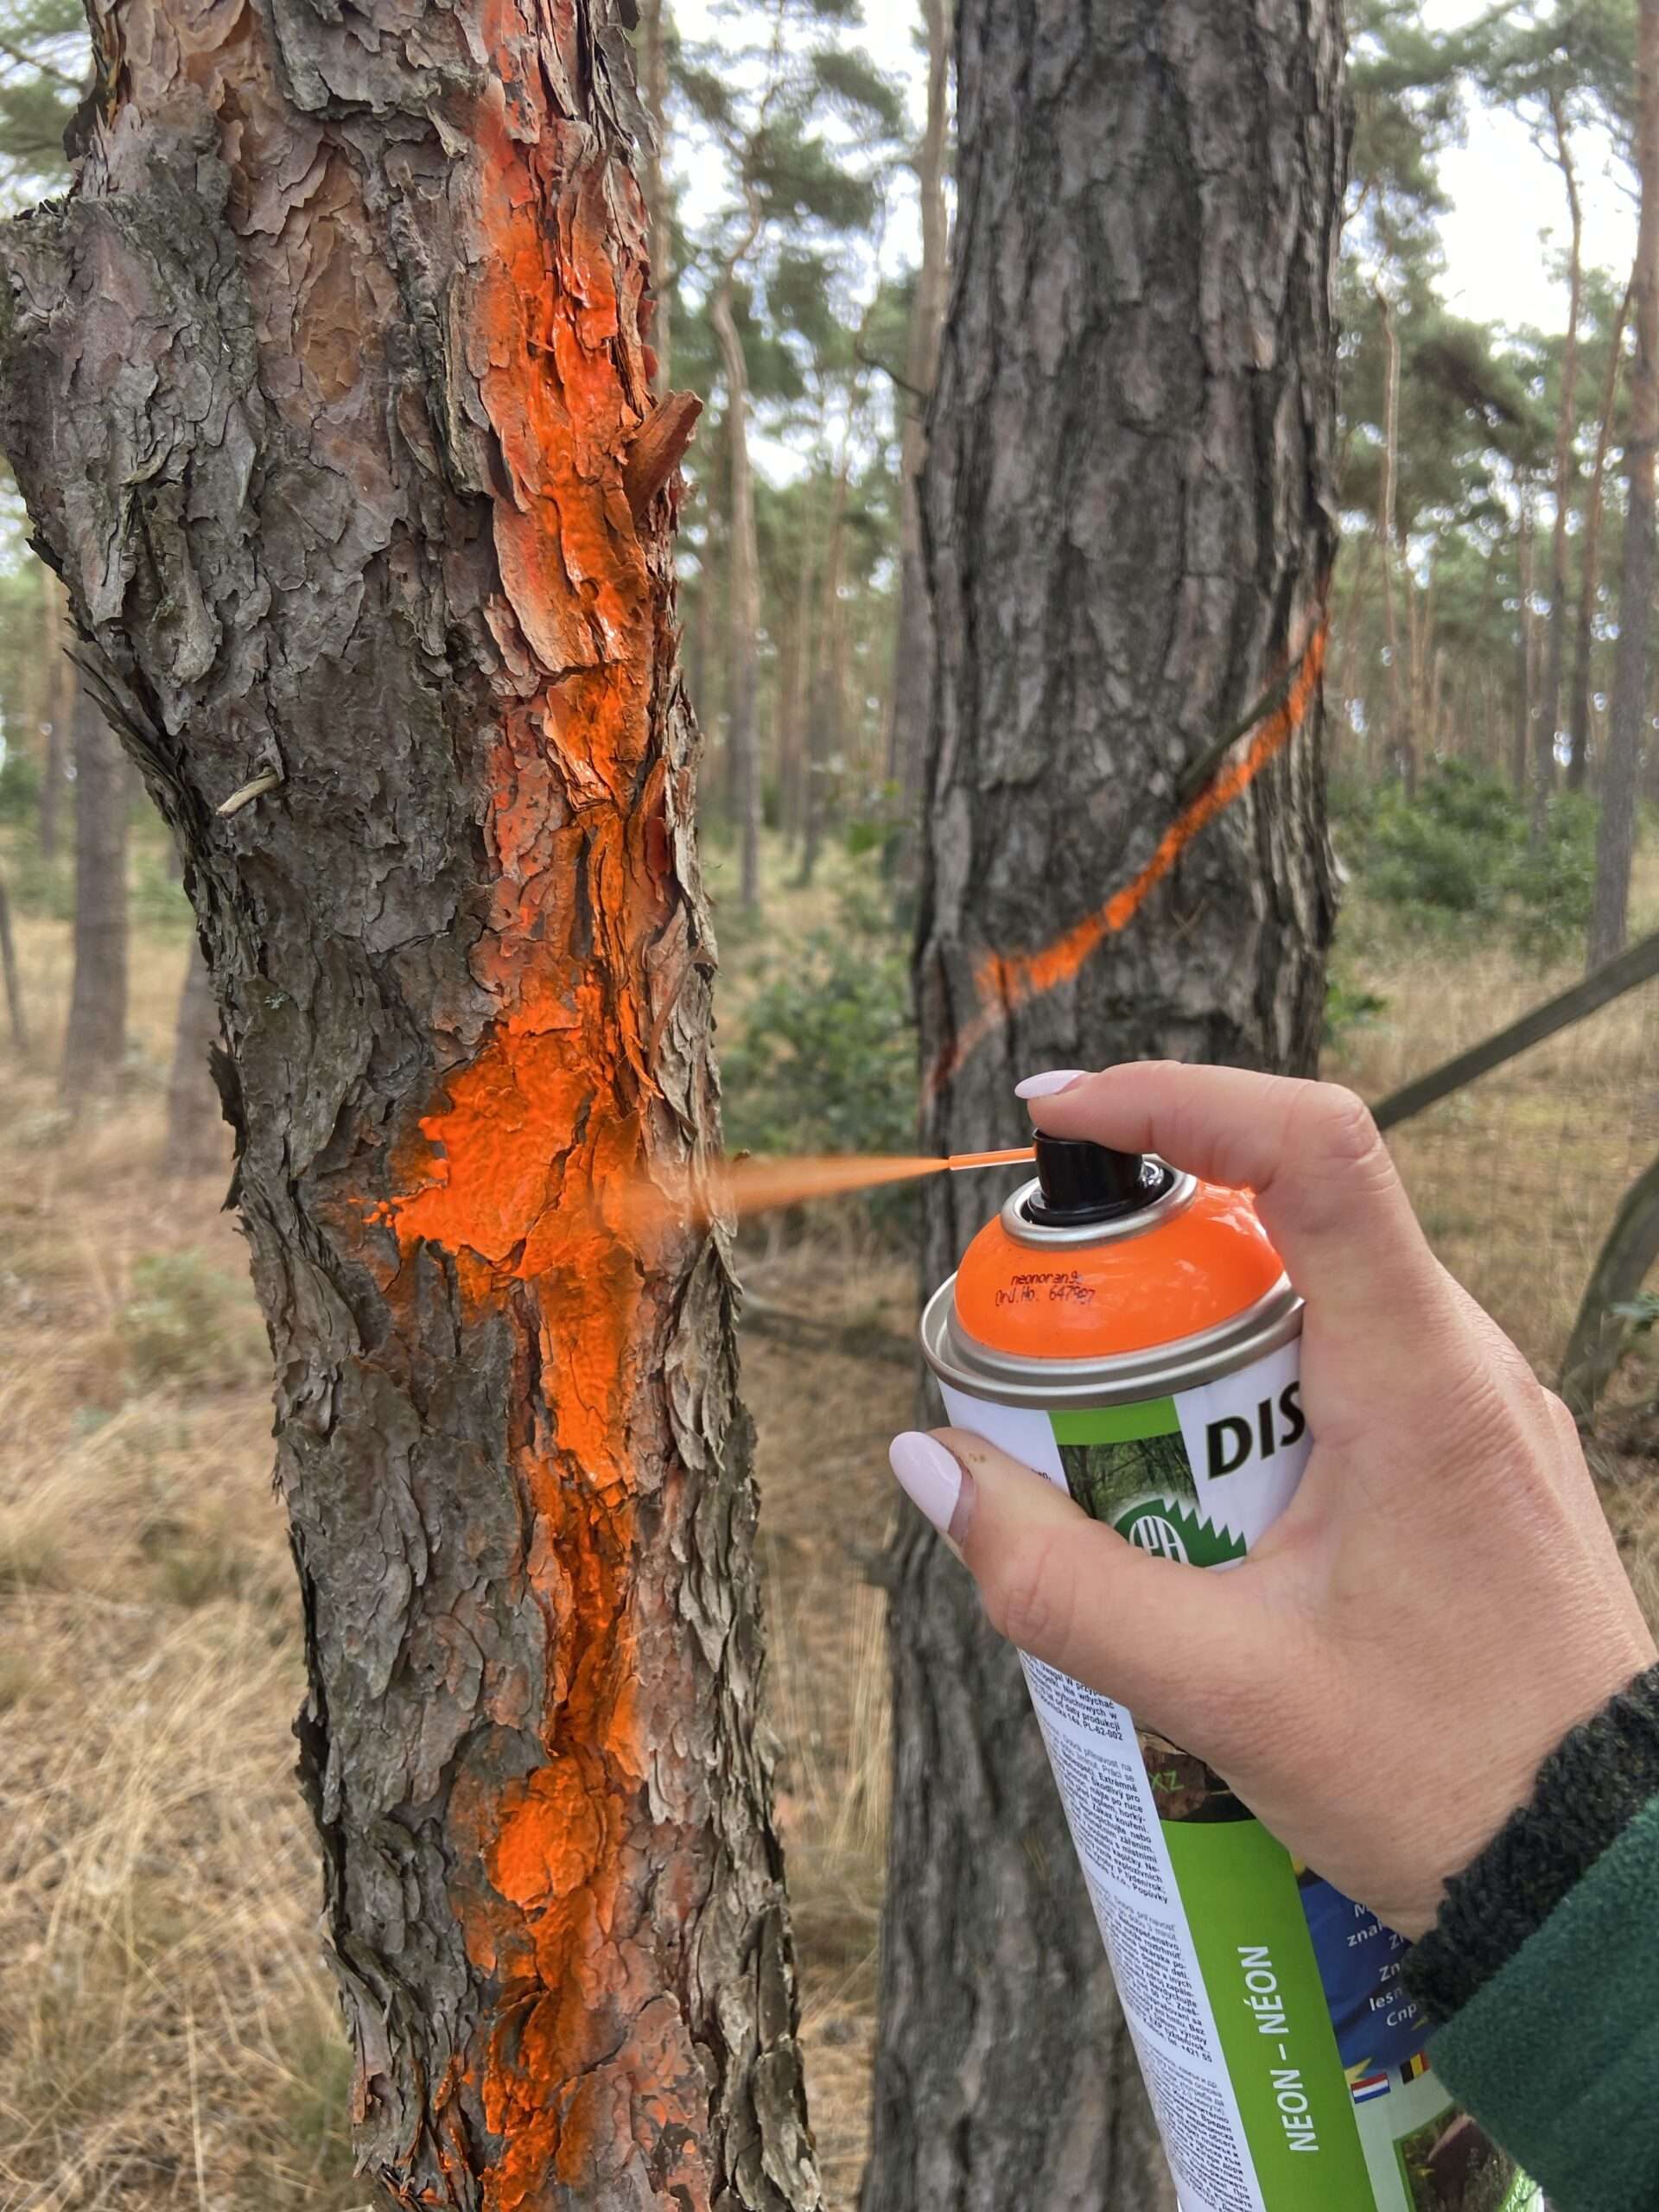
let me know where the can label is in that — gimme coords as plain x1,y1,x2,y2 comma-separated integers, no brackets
939,1343,1539,2212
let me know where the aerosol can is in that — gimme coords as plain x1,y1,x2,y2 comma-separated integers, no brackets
922,1134,1539,2212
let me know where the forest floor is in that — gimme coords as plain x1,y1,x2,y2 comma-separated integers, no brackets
3,832,1659,2210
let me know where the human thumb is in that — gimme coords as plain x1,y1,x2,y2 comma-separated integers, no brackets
888,1427,1244,1748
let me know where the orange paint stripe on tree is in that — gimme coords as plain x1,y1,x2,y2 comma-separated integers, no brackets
925,617,1331,1101
365,5,715,2205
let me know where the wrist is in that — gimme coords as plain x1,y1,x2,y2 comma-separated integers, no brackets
1404,1657,1659,2025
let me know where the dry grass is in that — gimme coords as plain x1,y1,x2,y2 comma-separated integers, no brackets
2,827,1657,2209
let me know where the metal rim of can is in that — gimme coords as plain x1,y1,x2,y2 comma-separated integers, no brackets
920,1272,1305,1409
1000,1166,1198,1249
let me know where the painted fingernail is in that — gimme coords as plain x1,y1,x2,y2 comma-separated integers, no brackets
1015,1070,1090,1101
889,1433,964,1537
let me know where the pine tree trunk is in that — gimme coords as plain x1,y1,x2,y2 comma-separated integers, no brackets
38,567,73,862
1376,283,1415,796
798,455,849,890
863,9,1343,2209
59,677,128,1101
1594,0,1659,969
0,4,818,2204
162,941,225,1179
1570,275,1633,791
1514,490,1536,797
1536,92,1584,839
639,0,673,399
886,0,953,819
710,259,764,912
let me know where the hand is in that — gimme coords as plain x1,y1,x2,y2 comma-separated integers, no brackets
888,1064,1656,1937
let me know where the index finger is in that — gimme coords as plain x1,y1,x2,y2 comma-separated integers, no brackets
1029,1063,1445,1356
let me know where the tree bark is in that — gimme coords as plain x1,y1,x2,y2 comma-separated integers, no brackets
1514,487,1536,798
1,3,817,2205
1536,89,1585,837
709,259,763,912
639,0,673,398
886,0,953,823
162,939,226,1179
798,448,849,889
1594,0,1659,968
39,565,73,861
1376,282,1415,796
864,7,1343,2210
1570,274,1633,791
59,677,128,1101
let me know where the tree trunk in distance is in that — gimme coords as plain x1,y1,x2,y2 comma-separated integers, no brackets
0,2,819,2201
1536,89,1584,836
1570,276,1631,791
1594,0,1659,968
0,872,25,1048
887,0,953,823
863,7,1344,2209
639,0,672,397
162,941,225,1179
709,264,763,911
1514,488,1536,797
59,678,128,1103
1376,283,1415,795
798,450,849,888
38,565,73,861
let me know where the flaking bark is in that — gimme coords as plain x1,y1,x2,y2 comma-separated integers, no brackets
0,2,817,2205
865,7,1343,2209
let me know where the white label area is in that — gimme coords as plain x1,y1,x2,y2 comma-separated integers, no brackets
937,1349,1541,2212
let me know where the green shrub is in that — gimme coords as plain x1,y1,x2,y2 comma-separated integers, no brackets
1363,761,1520,925
0,750,41,823
1324,970,1389,1051
118,1253,270,1395
1344,761,1599,964
1510,791,1598,963
721,887,918,1225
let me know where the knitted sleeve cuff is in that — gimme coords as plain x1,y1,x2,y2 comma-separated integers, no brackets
1403,1660,1659,2030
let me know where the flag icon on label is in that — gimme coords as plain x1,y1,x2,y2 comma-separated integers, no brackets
1400,2052,1431,2086
1351,2072,1392,2105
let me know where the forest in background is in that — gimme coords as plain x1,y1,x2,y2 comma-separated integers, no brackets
1,0,1657,1167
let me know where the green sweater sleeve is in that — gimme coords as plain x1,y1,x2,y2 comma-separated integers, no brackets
1401,1665,1659,2212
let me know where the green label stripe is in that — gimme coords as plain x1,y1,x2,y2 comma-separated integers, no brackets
1052,1398,1181,1446
1163,1821,1374,2210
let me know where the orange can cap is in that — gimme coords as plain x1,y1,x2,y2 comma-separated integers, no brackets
955,1180,1287,1363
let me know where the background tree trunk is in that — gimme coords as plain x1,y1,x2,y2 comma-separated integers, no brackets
58,678,128,1102
798,451,849,889
1571,273,1633,790
162,940,225,1179
0,3,818,2204
38,566,73,861
863,7,1344,2210
1593,0,1659,967
710,262,764,911
1376,283,1416,795
1536,89,1584,836
886,0,953,827
639,0,673,397
1514,488,1536,796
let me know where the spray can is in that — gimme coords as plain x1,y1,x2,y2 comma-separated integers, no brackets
922,1135,1539,2212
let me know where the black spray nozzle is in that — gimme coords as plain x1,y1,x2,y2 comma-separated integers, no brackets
1024,1134,1175,1229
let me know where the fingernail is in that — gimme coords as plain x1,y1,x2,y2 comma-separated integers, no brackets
1015,1070,1089,1101
889,1433,964,1537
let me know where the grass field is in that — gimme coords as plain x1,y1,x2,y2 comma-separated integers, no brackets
1,826,1656,2209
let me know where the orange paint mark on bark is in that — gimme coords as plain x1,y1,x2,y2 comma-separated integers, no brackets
926,619,1331,1099
359,3,715,2203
